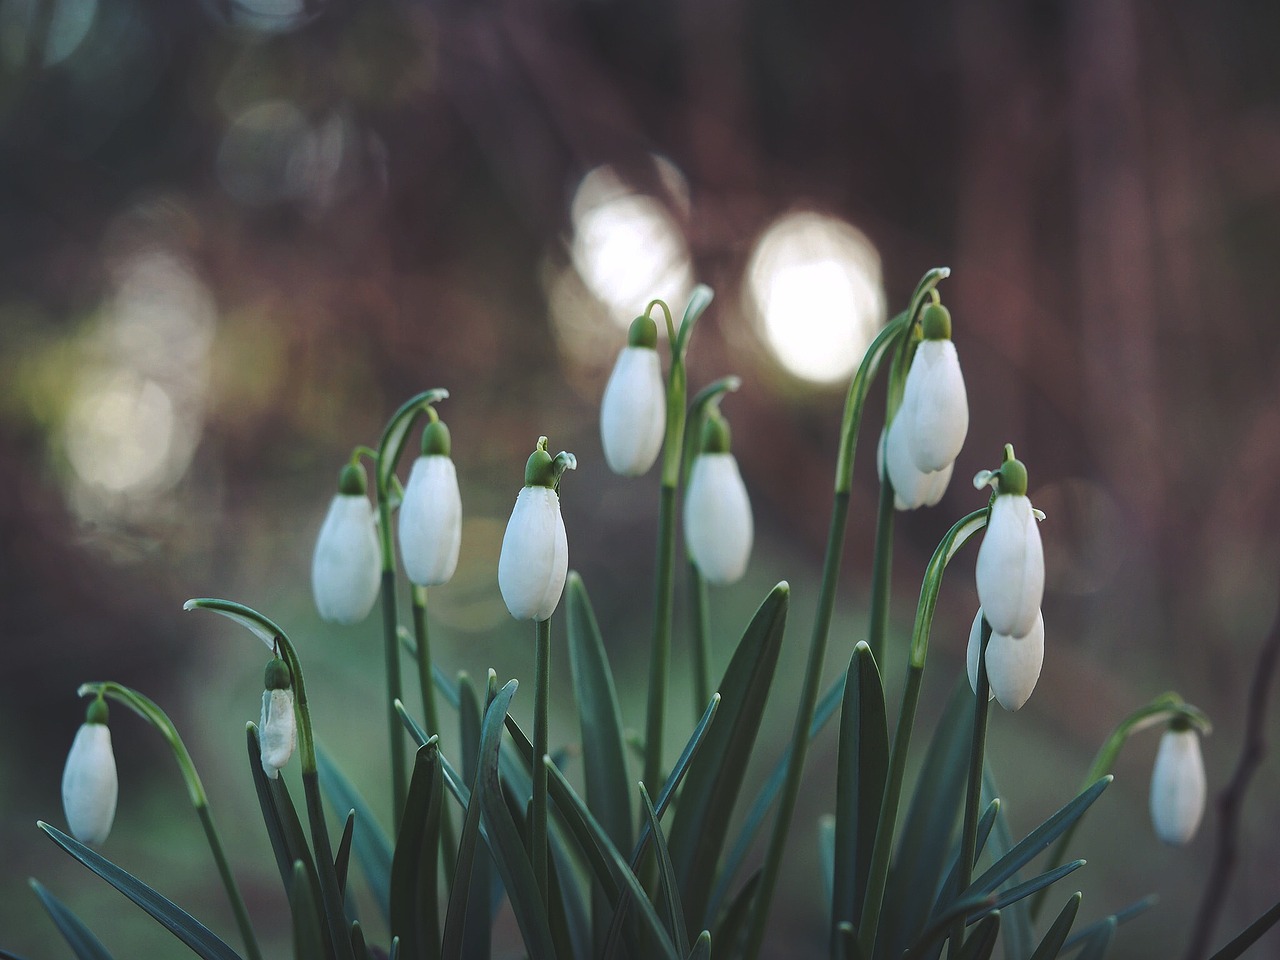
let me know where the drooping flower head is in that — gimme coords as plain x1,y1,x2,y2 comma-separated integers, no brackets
974,447,1044,639
967,607,1045,711
901,301,969,474
399,415,463,586
1149,720,1207,845
601,314,666,477
684,409,753,584
259,657,296,780
62,696,118,846
880,423,953,511
311,461,382,625
498,437,575,621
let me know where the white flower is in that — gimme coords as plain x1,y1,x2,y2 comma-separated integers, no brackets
399,455,462,586
967,607,1044,711
601,345,666,476
312,491,382,625
975,493,1044,638
880,421,953,511
498,486,569,621
901,338,968,473
62,722,118,845
1149,726,1207,845
259,688,297,779
684,452,753,584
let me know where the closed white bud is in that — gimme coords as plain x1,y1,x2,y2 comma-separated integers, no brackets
312,469,382,624
399,456,462,586
684,452,753,584
601,345,666,476
62,721,118,846
901,338,969,473
967,607,1044,711
499,486,569,621
879,422,953,511
975,493,1044,638
259,689,297,779
1150,726,1207,845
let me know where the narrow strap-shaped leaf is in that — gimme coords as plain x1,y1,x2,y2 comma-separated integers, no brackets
315,745,394,921
290,861,325,960
929,800,1000,926
642,784,691,956
247,726,313,894
456,673,493,959
904,892,996,960
349,922,370,960
687,930,712,960
1207,897,1280,960
836,922,864,960
1073,916,1117,960
712,870,760,959
29,879,115,960
985,860,1085,916
38,822,244,960
335,812,356,897
831,642,888,939
982,768,1033,960
1060,896,1156,953
961,777,1112,900
819,816,836,907
1027,891,1081,960
668,583,790,930
955,912,1000,960
390,739,442,960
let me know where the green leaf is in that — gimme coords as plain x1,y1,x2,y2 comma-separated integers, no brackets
984,861,1085,916
1060,896,1156,953
441,735,493,960
1207,897,1280,960
290,861,326,960
390,738,443,960
183,598,286,651
687,930,712,960
675,285,715,358
955,912,1000,960
38,822,244,960
1073,917,1116,960
349,922,370,960
642,784,691,956
931,799,1000,928
335,811,356,897
713,871,760,960
837,922,865,960
981,768,1033,960
29,879,115,960
831,642,888,936
1027,892,1081,960
456,673,493,959
668,583,790,930
904,891,996,960
315,745,394,922
819,816,836,907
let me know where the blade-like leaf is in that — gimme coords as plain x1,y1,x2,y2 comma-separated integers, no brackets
985,860,1085,916
687,930,712,960
38,822,243,960
290,861,325,960
1207,897,1280,960
1061,896,1156,953
456,673,493,958
668,583,790,930
819,815,836,907
1074,916,1116,960
29,879,115,960
982,768,1033,960
335,812,356,897
837,922,865,960
349,922,370,960
315,745,393,921
955,912,1000,960
713,870,760,960
642,784,691,956
1027,892,1081,960
390,739,442,960
905,891,996,960
831,642,888,935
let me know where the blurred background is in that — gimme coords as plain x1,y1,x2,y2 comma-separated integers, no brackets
3,0,1280,956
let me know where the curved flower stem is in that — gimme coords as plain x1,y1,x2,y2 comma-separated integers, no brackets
532,616,552,900
78,681,263,960
949,616,993,957
412,585,457,879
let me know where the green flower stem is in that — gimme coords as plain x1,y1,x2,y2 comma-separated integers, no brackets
866,477,896,667
533,616,552,901
412,585,457,880
1028,691,1211,919
950,616,993,958
689,561,712,720
380,566,408,829
644,482,678,794
78,682,263,960
857,508,988,960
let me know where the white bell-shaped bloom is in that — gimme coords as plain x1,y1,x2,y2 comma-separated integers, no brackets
1149,726,1207,845
62,722,118,845
880,420,953,511
901,338,968,473
499,486,569,621
975,493,1044,638
967,607,1044,711
399,455,462,586
259,689,296,779
684,452,753,584
312,482,382,625
601,345,666,476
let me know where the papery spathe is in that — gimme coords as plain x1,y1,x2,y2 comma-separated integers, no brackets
259,689,296,779
684,452,753,584
62,723,118,846
601,346,666,476
498,486,569,621
901,338,969,473
312,493,382,624
1149,727,1207,846
399,455,462,586
975,493,1044,638
967,607,1044,711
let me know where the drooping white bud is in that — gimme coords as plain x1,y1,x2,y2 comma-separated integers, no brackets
901,338,969,474
312,464,381,625
684,452,753,584
968,607,1044,711
880,420,953,511
975,492,1044,638
62,712,118,846
601,344,666,477
1149,726,1207,846
259,689,297,779
399,455,462,586
498,486,569,621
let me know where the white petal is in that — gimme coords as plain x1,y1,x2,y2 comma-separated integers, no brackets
260,689,297,779
600,346,666,476
903,339,969,473
985,610,1044,711
975,495,1044,637
1149,728,1207,845
965,609,995,701
498,486,568,620
311,494,382,624
882,417,953,511
398,456,463,586
62,724,118,846
684,453,753,584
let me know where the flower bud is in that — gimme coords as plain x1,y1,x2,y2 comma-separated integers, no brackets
900,311,968,473
399,422,463,586
975,474,1044,638
1149,724,1207,846
311,463,382,624
600,317,666,477
967,607,1044,711
880,420,953,511
260,658,296,779
684,414,753,584
61,699,118,846
498,440,571,621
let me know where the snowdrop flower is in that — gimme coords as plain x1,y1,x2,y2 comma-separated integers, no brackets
967,607,1044,711
498,438,574,621
62,697,118,846
259,658,296,779
399,418,463,586
1149,723,1207,845
312,462,382,624
900,302,968,473
601,315,666,476
684,411,752,584
879,421,953,511
974,450,1044,638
